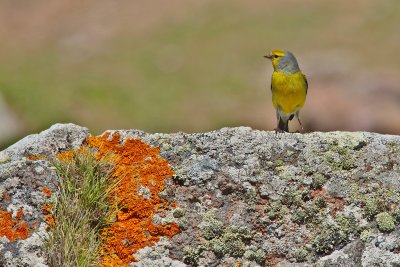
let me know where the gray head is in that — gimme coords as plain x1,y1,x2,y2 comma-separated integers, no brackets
264,49,301,74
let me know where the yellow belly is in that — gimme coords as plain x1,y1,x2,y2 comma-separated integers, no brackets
271,71,307,115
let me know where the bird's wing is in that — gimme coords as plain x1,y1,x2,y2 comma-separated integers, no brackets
303,74,308,94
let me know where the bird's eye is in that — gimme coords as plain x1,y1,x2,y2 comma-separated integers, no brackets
273,55,279,59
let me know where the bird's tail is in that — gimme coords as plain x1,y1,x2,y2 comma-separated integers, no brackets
278,117,289,132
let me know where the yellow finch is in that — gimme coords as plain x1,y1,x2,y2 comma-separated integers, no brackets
264,49,308,132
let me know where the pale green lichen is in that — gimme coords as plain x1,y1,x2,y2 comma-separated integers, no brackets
281,188,321,225
291,209,307,224
320,134,365,172
208,231,246,257
312,214,359,254
199,209,252,260
294,247,309,262
183,245,205,266
376,212,395,232
244,189,257,212
282,189,303,207
363,198,381,221
324,146,356,171
311,173,327,189
276,165,298,180
200,209,224,240
161,143,173,151
244,246,266,264
264,161,274,170
274,159,284,167
349,180,400,222
324,132,366,149
0,152,10,164
177,143,193,157
172,208,185,218
160,207,188,230
265,200,286,221
283,189,303,208
360,228,374,242
314,197,327,209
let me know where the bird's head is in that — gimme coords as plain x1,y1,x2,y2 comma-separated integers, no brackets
264,49,300,74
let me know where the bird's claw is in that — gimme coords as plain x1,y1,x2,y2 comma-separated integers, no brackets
274,128,286,134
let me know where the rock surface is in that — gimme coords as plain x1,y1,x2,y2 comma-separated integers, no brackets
1,123,400,266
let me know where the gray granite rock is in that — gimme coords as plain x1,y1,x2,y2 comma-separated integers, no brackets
0,124,89,267
1,124,400,266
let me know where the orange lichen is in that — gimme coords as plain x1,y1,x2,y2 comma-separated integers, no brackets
54,132,180,266
85,133,180,265
42,204,53,215
27,154,46,161
42,203,54,230
16,208,24,220
44,214,55,228
0,209,29,242
56,149,79,162
42,187,52,198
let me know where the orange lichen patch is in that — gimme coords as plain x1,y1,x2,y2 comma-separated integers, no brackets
41,188,54,230
16,208,24,220
44,214,55,228
42,187,52,198
0,209,29,242
27,154,46,161
56,149,80,162
42,204,53,215
42,203,54,230
100,255,129,267
84,132,179,265
27,155,39,160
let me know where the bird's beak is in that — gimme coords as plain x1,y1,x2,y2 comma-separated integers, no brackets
264,54,272,59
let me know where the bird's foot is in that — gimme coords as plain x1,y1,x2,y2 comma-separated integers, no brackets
274,128,286,134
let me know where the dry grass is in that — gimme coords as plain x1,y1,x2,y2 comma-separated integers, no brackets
44,149,117,267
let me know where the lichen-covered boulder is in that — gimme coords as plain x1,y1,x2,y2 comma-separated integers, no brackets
0,124,89,267
1,124,400,266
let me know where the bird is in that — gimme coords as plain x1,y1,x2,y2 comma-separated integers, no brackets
264,49,308,132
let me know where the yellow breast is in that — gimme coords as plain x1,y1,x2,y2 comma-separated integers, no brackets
271,71,307,115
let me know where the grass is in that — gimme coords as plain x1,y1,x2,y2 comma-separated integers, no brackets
44,149,117,267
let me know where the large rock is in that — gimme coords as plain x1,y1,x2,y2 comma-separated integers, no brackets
0,124,89,267
1,124,400,266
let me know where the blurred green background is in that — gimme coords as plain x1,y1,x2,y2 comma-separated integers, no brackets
1,0,400,149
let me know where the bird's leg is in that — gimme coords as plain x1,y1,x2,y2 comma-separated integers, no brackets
274,117,286,133
296,111,304,133
274,121,283,133
274,109,285,133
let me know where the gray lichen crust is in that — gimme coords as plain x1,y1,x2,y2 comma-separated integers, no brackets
1,124,400,266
